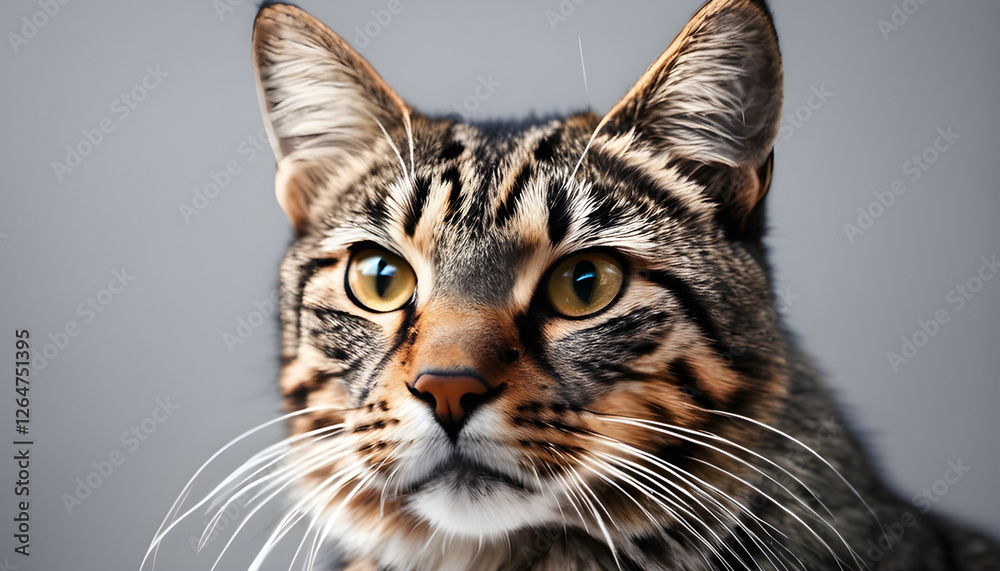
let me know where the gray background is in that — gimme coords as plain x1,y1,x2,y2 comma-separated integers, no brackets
1,1,997,570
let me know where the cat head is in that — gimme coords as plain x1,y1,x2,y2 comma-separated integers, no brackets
252,0,785,561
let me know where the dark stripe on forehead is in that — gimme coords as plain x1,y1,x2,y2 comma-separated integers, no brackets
442,166,463,221
533,128,562,162
546,180,572,244
495,164,532,227
403,176,431,237
584,184,632,228
362,191,389,227
439,140,465,161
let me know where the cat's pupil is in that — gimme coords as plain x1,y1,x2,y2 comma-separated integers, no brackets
572,260,597,303
375,258,396,297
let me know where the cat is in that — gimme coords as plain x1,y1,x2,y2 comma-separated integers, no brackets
145,0,1000,569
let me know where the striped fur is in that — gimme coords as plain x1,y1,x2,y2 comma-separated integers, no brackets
146,1,1000,570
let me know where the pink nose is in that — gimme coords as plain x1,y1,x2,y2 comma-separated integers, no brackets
411,373,490,425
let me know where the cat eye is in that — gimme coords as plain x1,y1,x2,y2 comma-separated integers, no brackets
346,247,417,313
546,252,624,318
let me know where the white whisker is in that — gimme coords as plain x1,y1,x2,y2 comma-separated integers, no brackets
551,449,623,570
583,419,851,570
367,112,408,180
248,458,371,571
142,406,349,570
708,409,884,539
209,445,359,571
201,426,347,546
578,452,740,571
403,111,415,179
578,36,590,111
608,444,791,570
595,415,836,523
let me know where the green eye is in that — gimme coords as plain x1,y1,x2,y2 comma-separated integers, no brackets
347,248,416,312
547,252,624,317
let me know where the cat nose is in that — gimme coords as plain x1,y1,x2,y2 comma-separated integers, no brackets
408,372,491,434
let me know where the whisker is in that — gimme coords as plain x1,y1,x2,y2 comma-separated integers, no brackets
543,448,592,536
577,452,741,571
303,461,382,571
604,447,806,571
209,445,360,571
379,464,403,518
594,415,837,525
608,454,794,566
708,409,885,540
595,422,858,565
248,458,371,571
624,440,851,570
368,112,408,181
402,111,415,179
201,426,347,546
587,413,862,564
603,444,798,571
207,434,352,536
142,405,352,570
551,449,622,570
527,457,571,538
600,451,763,571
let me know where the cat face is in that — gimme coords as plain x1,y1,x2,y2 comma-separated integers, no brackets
252,0,786,562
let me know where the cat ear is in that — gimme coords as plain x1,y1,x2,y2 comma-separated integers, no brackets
252,3,412,233
602,0,782,232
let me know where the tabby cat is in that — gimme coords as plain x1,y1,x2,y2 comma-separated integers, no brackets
146,1,1000,569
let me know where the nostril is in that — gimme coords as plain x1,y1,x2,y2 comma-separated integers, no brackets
458,391,489,417
409,372,491,433
407,383,437,410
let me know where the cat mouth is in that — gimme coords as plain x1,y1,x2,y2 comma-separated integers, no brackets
403,456,526,494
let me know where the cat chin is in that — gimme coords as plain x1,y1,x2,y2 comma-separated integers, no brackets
407,481,559,537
